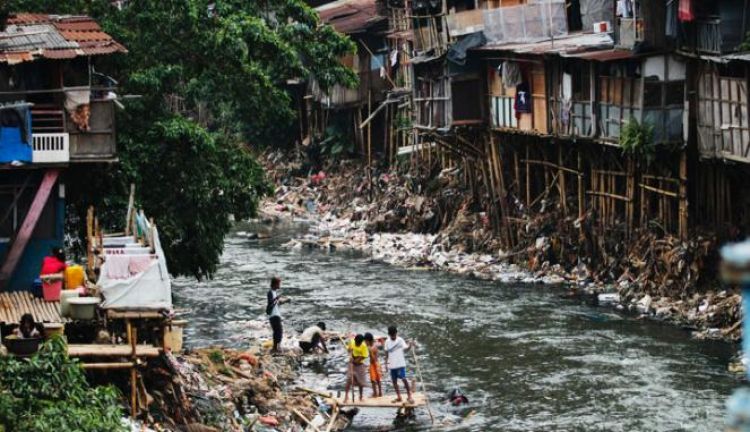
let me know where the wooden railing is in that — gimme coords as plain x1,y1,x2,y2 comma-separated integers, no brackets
32,133,70,164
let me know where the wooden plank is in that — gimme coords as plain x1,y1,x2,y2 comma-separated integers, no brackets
107,310,164,320
0,169,60,288
82,362,134,370
67,344,161,358
331,392,427,408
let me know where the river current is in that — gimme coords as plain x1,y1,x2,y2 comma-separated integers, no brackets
173,222,738,431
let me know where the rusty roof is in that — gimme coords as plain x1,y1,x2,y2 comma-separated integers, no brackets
317,0,386,34
0,13,126,64
566,48,638,61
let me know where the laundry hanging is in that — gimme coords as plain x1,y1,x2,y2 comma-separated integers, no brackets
502,61,522,89
678,0,694,22
514,82,532,118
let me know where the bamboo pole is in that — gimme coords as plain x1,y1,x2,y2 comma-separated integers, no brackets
577,150,584,232
558,146,567,214
125,184,135,236
83,362,135,370
490,133,512,246
292,408,323,432
410,344,434,424
525,146,531,208
325,405,339,432
368,91,372,201
678,152,688,239
128,320,137,417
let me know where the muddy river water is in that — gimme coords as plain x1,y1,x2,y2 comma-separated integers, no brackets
174,222,738,431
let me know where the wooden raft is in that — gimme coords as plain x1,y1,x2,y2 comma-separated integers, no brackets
332,392,427,408
0,291,65,324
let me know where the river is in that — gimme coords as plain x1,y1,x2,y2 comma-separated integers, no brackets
173,222,738,431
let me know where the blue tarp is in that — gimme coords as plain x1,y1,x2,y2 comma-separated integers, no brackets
0,108,32,163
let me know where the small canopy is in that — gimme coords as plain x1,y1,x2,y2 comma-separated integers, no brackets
98,226,172,310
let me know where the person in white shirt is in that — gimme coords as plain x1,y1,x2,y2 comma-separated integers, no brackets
298,322,328,354
266,277,289,352
384,325,413,404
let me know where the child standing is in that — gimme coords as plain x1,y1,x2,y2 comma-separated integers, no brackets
364,333,382,398
344,334,370,403
384,326,413,404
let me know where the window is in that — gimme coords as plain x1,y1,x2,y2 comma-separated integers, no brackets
665,82,684,106
643,81,663,107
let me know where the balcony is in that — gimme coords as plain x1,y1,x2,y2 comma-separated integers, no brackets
0,87,118,165
446,9,485,38
679,19,723,55
31,133,69,164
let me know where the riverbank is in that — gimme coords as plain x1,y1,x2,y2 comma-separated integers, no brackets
257,151,740,342
140,343,351,431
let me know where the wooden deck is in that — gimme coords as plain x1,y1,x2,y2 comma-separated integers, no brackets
332,392,427,408
67,344,161,358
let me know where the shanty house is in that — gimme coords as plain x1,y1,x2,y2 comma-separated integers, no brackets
0,13,126,291
308,0,393,157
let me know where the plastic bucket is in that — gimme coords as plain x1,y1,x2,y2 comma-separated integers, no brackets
42,280,63,302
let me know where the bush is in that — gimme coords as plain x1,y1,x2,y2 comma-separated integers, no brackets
0,337,126,432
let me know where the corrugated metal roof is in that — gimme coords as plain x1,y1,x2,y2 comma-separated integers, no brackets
475,32,615,57
317,0,386,34
564,48,638,61
0,14,126,64
0,24,79,51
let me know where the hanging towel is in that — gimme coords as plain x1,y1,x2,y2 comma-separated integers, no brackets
678,0,694,22
106,255,131,279
514,82,532,116
128,255,153,275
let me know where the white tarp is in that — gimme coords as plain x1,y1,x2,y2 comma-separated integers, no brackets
99,227,172,310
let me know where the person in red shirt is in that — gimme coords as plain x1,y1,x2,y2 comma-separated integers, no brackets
40,247,66,275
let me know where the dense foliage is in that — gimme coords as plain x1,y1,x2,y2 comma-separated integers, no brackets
2,0,356,278
619,118,656,163
0,337,126,432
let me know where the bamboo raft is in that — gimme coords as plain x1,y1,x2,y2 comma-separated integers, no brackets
332,393,427,408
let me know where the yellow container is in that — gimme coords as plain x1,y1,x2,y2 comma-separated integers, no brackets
163,320,186,352
64,265,85,290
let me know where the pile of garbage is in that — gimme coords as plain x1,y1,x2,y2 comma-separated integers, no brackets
258,150,740,341
142,346,350,431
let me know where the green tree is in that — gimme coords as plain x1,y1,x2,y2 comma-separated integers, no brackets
5,0,356,278
0,337,126,432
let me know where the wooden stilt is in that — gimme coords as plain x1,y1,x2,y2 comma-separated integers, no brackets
577,150,584,232
525,145,531,208
678,152,688,239
558,145,567,214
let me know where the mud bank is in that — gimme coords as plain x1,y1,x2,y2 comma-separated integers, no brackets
256,151,740,342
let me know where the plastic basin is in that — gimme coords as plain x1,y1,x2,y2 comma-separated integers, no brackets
4,337,43,356
67,297,100,320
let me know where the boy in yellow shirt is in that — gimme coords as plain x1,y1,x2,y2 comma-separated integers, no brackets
344,334,369,403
